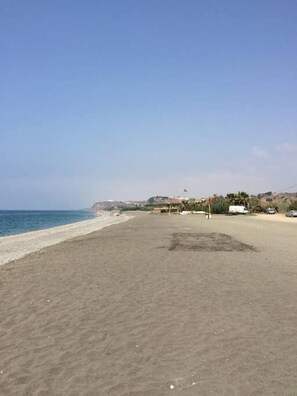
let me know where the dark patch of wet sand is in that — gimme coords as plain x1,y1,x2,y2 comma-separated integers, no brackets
1,213,297,395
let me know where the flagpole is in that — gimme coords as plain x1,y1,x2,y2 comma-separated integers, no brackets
207,196,212,219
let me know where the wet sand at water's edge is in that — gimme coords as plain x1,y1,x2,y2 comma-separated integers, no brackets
1,212,297,395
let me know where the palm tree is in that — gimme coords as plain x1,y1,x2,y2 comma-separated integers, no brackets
179,200,191,212
226,193,236,205
236,191,249,207
226,192,249,206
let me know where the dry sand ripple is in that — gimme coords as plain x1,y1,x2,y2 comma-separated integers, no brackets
1,213,297,395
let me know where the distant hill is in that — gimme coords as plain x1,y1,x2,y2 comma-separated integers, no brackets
91,200,147,211
257,191,297,204
92,196,182,211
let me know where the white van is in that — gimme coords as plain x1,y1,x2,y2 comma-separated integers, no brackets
228,205,249,214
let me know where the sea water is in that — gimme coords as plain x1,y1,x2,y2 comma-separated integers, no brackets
0,210,96,237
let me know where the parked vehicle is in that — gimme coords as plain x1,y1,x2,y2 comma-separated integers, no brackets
228,205,249,214
266,207,276,214
286,210,297,217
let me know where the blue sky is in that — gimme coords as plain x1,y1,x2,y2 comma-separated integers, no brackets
1,0,296,209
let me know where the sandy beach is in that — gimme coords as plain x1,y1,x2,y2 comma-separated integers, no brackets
249,212,297,223
1,212,297,395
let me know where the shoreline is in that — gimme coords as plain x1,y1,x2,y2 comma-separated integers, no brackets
0,209,98,238
0,211,131,266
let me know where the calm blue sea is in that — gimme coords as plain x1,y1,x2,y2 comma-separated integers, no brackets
0,210,96,237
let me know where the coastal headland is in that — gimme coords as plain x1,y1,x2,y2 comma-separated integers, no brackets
1,212,297,395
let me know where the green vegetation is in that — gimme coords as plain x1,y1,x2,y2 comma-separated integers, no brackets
179,200,205,212
288,200,297,210
147,192,291,214
248,196,264,213
226,191,249,206
211,196,229,214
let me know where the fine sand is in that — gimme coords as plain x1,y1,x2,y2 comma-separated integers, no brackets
249,212,297,223
0,212,297,395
